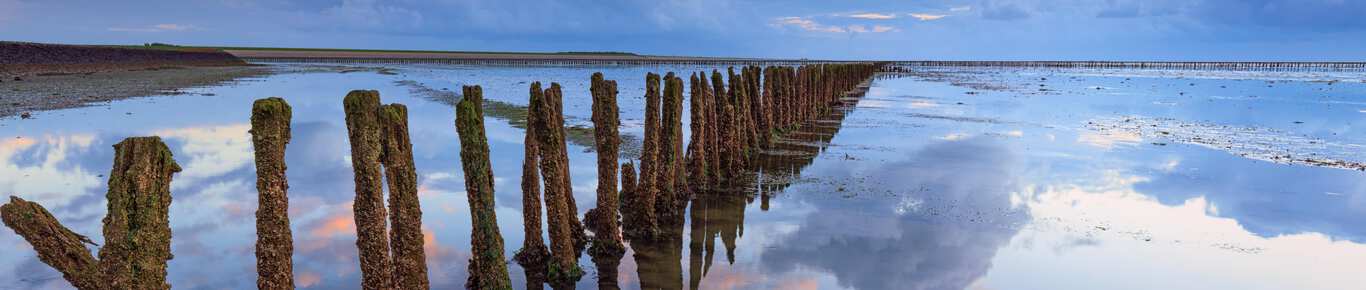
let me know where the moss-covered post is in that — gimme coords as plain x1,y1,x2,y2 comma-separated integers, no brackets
98,137,181,290
454,86,514,290
620,162,637,212
531,82,585,289
686,73,709,190
657,73,685,216
586,73,625,290
707,71,726,187
2,196,101,289
515,89,549,290
250,98,294,290
2,137,182,290
342,90,394,290
379,104,430,290
757,67,773,147
628,73,662,241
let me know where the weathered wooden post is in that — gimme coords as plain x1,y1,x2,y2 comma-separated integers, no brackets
658,73,685,214
2,136,182,290
708,70,727,186
515,91,550,290
379,104,430,290
627,73,662,241
531,82,585,288
687,73,709,190
585,73,625,290
250,98,295,290
454,86,514,290
342,90,395,290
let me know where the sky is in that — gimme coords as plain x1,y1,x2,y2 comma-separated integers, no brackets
1,0,1365,60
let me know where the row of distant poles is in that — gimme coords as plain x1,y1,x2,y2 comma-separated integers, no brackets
0,63,884,290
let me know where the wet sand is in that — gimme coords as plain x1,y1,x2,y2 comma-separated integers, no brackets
0,66,270,118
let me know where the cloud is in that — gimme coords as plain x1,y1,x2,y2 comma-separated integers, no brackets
108,23,197,32
950,6,972,12
761,138,1026,290
773,16,898,34
847,12,897,20
909,13,948,21
772,16,847,33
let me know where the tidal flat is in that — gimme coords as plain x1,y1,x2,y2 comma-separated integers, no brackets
1,63,1364,289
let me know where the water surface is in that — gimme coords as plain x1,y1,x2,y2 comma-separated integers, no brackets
1,64,1364,290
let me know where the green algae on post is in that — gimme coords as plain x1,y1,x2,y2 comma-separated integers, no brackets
379,103,431,290
342,90,395,290
515,85,550,290
627,73,663,242
531,82,586,289
657,73,686,216
687,73,710,191
585,72,625,290
250,97,295,290
2,136,182,290
455,86,514,290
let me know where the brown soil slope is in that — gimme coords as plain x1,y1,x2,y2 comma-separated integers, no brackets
1,42,246,78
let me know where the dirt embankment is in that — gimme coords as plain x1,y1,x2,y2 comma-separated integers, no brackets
1,41,247,78
1,42,268,118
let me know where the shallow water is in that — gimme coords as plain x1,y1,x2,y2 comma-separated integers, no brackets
1,64,1364,290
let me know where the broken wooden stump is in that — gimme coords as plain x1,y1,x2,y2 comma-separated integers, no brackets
454,86,514,290
380,104,431,290
250,98,295,290
2,136,181,290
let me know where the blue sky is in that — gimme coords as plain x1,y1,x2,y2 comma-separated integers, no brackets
1,0,1364,60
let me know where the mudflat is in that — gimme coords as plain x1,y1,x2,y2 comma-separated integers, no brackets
1,41,265,118
0,66,269,118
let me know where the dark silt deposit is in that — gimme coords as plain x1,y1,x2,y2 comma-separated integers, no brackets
3,61,1366,290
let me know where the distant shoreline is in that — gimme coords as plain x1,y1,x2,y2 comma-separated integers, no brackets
0,41,250,78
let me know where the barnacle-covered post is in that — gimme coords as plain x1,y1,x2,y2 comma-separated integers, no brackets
250,98,295,290
454,86,514,289
686,73,709,190
515,89,550,290
532,83,585,288
626,74,662,241
343,90,394,290
657,73,685,214
585,72,625,290
2,137,182,290
379,103,430,290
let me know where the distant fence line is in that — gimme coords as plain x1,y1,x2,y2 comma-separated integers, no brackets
241,57,867,67
891,61,1366,72
243,57,1366,72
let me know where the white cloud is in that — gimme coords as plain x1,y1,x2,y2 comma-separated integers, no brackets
108,23,197,32
773,16,898,34
772,16,846,33
909,13,948,21
847,12,897,20
950,6,973,12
